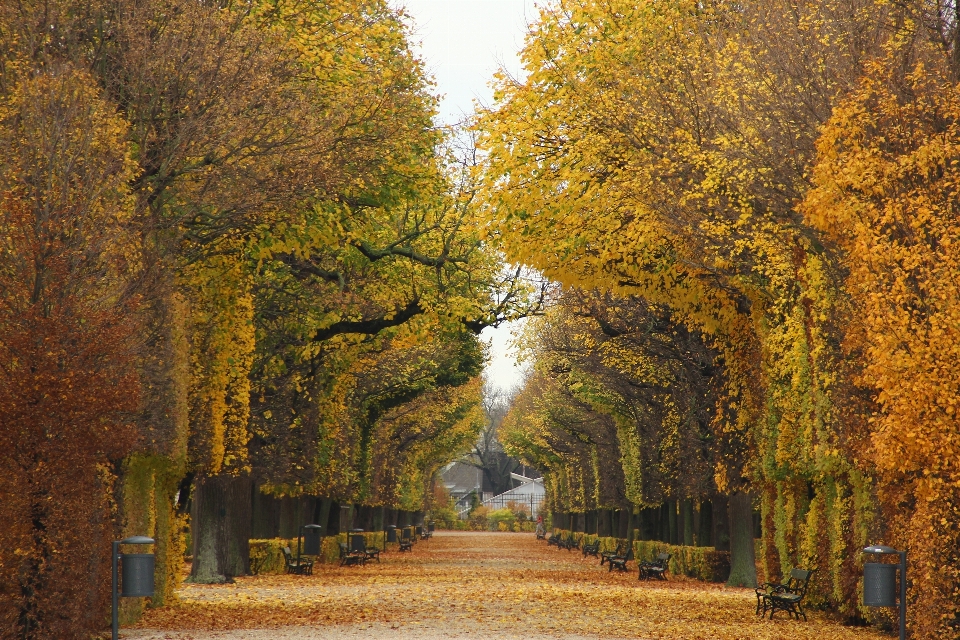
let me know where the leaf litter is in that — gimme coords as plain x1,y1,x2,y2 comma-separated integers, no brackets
134,532,888,640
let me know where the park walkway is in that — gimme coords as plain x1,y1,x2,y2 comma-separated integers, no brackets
130,531,886,640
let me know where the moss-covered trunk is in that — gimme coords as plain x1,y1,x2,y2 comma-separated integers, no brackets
188,473,252,583
727,491,758,588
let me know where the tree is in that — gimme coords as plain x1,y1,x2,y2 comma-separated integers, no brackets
464,382,523,497
477,0,894,617
0,67,140,640
803,37,960,635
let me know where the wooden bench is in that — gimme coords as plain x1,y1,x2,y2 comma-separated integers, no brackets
608,546,634,572
398,528,413,552
582,539,601,559
338,542,364,567
639,552,671,580
363,543,381,563
600,541,626,566
282,546,314,575
756,568,815,620
558,533,580,552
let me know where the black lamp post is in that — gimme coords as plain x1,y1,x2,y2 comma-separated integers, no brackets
863,545,907,640
297,524,323,566
112,536,155,640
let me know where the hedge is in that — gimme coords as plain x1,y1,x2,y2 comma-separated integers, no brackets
249,531,389,574
633,540,730,582
249,538,297,575
548,530,731,583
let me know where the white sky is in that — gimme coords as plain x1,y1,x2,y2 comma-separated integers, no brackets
398,0,538,392
399,0,538,124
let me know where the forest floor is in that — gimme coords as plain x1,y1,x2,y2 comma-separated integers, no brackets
129,531,889,640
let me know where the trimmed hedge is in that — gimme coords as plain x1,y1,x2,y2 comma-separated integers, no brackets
633,540,730,582
436,520,537,532
547,530,731,583
249,532,389,574
249,538,297,575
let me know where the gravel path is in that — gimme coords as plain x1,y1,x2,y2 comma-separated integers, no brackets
125,621,605,640
129,531,886,640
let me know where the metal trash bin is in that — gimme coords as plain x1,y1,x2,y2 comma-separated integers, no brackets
387,525,397,542
120,553,154,597
303,525,322,556
428,522,435,532
864,563,898,607
350,533,366,554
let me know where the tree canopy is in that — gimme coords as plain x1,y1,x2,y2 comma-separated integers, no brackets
478,0,960,636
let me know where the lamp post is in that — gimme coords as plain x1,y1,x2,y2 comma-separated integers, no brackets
297,524,323,566
863,545,907,640
112,536,155,640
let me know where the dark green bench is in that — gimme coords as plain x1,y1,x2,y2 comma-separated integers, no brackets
282,546,315,574
608,546,634,572
558,533,580,551
600,540,626,567
338,542,364,567
398,527,413,552
756,568,815,620
582,539,601,559
639,552,671,580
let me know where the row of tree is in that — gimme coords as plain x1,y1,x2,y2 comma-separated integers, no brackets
479,1,960,637
0,1,540,637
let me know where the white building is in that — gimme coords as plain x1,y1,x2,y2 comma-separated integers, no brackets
466,472,546,519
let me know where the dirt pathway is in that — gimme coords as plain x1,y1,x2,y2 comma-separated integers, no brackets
129,531,886,640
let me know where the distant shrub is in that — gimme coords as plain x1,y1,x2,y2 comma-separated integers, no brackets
469,505,489,530
506,500,530,522
431,504,458,529
487,508,516,530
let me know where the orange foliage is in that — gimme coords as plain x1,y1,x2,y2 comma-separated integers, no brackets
803,60,960,638
0,70,141,638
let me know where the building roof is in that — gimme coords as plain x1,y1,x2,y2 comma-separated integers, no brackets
440,461,481,494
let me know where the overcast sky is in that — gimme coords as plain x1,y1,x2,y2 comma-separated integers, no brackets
398,0,538,392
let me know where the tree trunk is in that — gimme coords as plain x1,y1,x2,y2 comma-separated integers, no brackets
341,504,356,531
698,499,713,547
250,485,279,539
726,491,758,588
667,500,678,544
682,499,694,546
712,495,730,551
278,496,299,539
189,473,252,583
640,507,657,540
314,498,332,536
